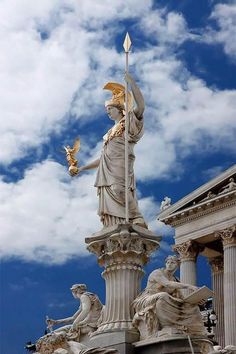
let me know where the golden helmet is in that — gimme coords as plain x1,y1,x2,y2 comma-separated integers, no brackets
103,82,133,111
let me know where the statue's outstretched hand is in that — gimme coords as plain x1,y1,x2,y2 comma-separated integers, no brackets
69,166,81,177
46,317,57,327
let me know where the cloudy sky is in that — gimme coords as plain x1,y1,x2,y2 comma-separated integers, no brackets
1,0,236,353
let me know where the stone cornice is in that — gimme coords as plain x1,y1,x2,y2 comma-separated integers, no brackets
158,165,236,223
161,191,236,227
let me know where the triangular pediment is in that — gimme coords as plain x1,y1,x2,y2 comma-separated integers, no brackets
158,164,236,222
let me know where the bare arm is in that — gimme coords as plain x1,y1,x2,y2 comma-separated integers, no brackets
124,72,145,119
162,278,197,292
149,270,197,292
46,307,82,326
79,159,100,172
69,158,100,176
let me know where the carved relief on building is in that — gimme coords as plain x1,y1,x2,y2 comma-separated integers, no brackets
173,240,203,261
197,177,236,205
215,225,236,248
209,256,224,274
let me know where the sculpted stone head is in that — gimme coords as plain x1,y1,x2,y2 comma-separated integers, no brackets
106,105,124,121
165,255,180,272
70,284,87,298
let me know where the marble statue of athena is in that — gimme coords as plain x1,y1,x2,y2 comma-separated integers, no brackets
76,73,147,228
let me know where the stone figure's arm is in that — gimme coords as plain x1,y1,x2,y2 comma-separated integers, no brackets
77,159,100,173
151,271,197,292
71,295,91,329
46,310,80,326
124,72,145,119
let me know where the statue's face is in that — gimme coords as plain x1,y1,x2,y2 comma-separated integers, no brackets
71,287,83,298
165,258,178,272
106,105,122,121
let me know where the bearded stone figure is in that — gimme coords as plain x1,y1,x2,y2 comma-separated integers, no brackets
132,255,207,340
76,73,147,228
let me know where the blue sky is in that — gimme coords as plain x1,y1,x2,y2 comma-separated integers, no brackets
0,1,236,353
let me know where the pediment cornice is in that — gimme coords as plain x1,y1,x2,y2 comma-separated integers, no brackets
158,164,236,226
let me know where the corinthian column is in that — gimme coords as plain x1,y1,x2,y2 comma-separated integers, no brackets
215,225,236,346
209,256,224,347
173,240,201,295
85,223,160,351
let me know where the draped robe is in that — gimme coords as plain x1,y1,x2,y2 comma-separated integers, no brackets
94,111,145,226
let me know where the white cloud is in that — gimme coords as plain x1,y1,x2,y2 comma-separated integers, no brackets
205,3,236,60
128,48,236,181
0,160,163,264
1,0,236,264
0,0,153,165
140,8,191,45
0,161,99,263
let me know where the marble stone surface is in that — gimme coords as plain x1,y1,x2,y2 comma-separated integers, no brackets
86,224,161,334
134,336,214,354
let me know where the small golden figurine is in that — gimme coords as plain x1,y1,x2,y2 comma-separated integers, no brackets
64,138,80,176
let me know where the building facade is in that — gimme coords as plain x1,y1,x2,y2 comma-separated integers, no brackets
158,164,236,347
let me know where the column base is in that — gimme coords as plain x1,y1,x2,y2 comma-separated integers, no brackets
88,330,139,354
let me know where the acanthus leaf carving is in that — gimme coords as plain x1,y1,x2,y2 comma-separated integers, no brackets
215,225,236,247
173,240,203,261
209,256,224,273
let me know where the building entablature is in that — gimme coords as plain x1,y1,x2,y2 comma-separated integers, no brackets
158,164,236,227
160,189,236,227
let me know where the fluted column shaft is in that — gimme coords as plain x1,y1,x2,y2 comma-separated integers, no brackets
173,240,201,296
216,226,236,346
209,256,224,347
85,224,160,334
100,263,144,331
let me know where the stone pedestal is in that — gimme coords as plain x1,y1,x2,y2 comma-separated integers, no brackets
133,336,214,354
216,226,236,346
173,240,201,296
85,224,161,353
209,256,224,347
89,331,139,354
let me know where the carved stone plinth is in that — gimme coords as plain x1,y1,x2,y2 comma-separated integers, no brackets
134,336,214,354
85,224,161,336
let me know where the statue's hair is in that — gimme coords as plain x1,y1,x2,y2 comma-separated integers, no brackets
70,283,87,291
165,255,180,265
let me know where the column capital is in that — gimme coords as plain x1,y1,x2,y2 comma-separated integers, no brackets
85,223,161,267
172,240,203,261
209,256,224,274
215,225,236,248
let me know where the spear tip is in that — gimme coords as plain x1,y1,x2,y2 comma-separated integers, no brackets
123,32,132,52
